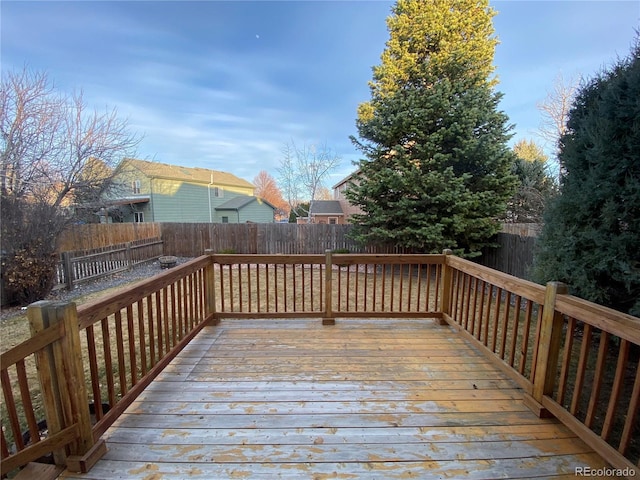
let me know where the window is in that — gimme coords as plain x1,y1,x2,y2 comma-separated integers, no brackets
213,187,224,198
221,216,229,223
134,212,144,223
329,217,338,224
132,180,141,194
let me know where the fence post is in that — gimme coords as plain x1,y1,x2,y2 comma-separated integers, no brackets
323,249,335,325
125,242,133,270
204,249,219,325
61,251,74,290
28,301,106,472
524,281,568,418
439,249,454,325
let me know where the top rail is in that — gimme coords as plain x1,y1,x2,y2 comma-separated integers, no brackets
446,255,546,305
211,253,445,265
554,294,640,345
77,255,212,329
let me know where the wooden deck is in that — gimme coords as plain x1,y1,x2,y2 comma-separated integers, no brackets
60,318,613,479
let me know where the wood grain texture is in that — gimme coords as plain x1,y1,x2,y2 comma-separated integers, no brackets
60,319,612,479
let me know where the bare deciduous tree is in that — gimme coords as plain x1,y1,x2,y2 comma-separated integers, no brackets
537,73,580,174
1,69,141,207
0,67,141,305
0,69,64,198
277,140,340,222
315,186,333,201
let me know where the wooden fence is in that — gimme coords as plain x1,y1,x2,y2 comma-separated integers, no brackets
57,223,161,252
161,223,535,278
54,238,164,290
478,232,537,279
1,252,639,477
160,223,408,256
57,223,537,278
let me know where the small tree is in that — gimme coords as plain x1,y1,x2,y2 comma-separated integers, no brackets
278,140,340,222
253,170,289,220
1,68,140,305
533,38,640,315
506,139,556,223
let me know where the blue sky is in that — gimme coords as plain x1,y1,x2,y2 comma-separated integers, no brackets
2,1,639,187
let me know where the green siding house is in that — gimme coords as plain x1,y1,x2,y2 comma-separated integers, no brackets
104,159,275,223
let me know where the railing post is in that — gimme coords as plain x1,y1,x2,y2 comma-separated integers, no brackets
524,281,568,418
204,249,219,325
27,301,67,466
28,301,106,472
323,249,335,325
439,249,454,325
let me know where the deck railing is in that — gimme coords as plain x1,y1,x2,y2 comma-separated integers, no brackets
443,253,640,476
1,251,639,478
210,253,444,322
1,256,214,477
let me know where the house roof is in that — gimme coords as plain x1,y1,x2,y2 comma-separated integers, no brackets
310,200,344,216
332,169,361,190
215,196,276,211
120,158,255,190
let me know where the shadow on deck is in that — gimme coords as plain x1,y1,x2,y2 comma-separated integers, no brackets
60,318,611,479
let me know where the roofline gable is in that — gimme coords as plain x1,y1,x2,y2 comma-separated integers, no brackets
117,158,254,189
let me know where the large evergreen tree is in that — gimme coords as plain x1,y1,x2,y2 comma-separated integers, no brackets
533,39,640,316
346,0,516,256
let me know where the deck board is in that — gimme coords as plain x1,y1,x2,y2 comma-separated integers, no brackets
60,318,613,479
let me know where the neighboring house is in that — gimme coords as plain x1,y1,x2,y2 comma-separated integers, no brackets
103,158,275,223
332,170,363,223
296,171,364,225
215,196,277,224
306,200,346,224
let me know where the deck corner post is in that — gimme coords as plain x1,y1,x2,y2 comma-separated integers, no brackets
53,302,96,462
323,249,335,325
527,281,568,417
27,301,68,466
28,301,99,469
204,250,219,326
438,249,454,325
